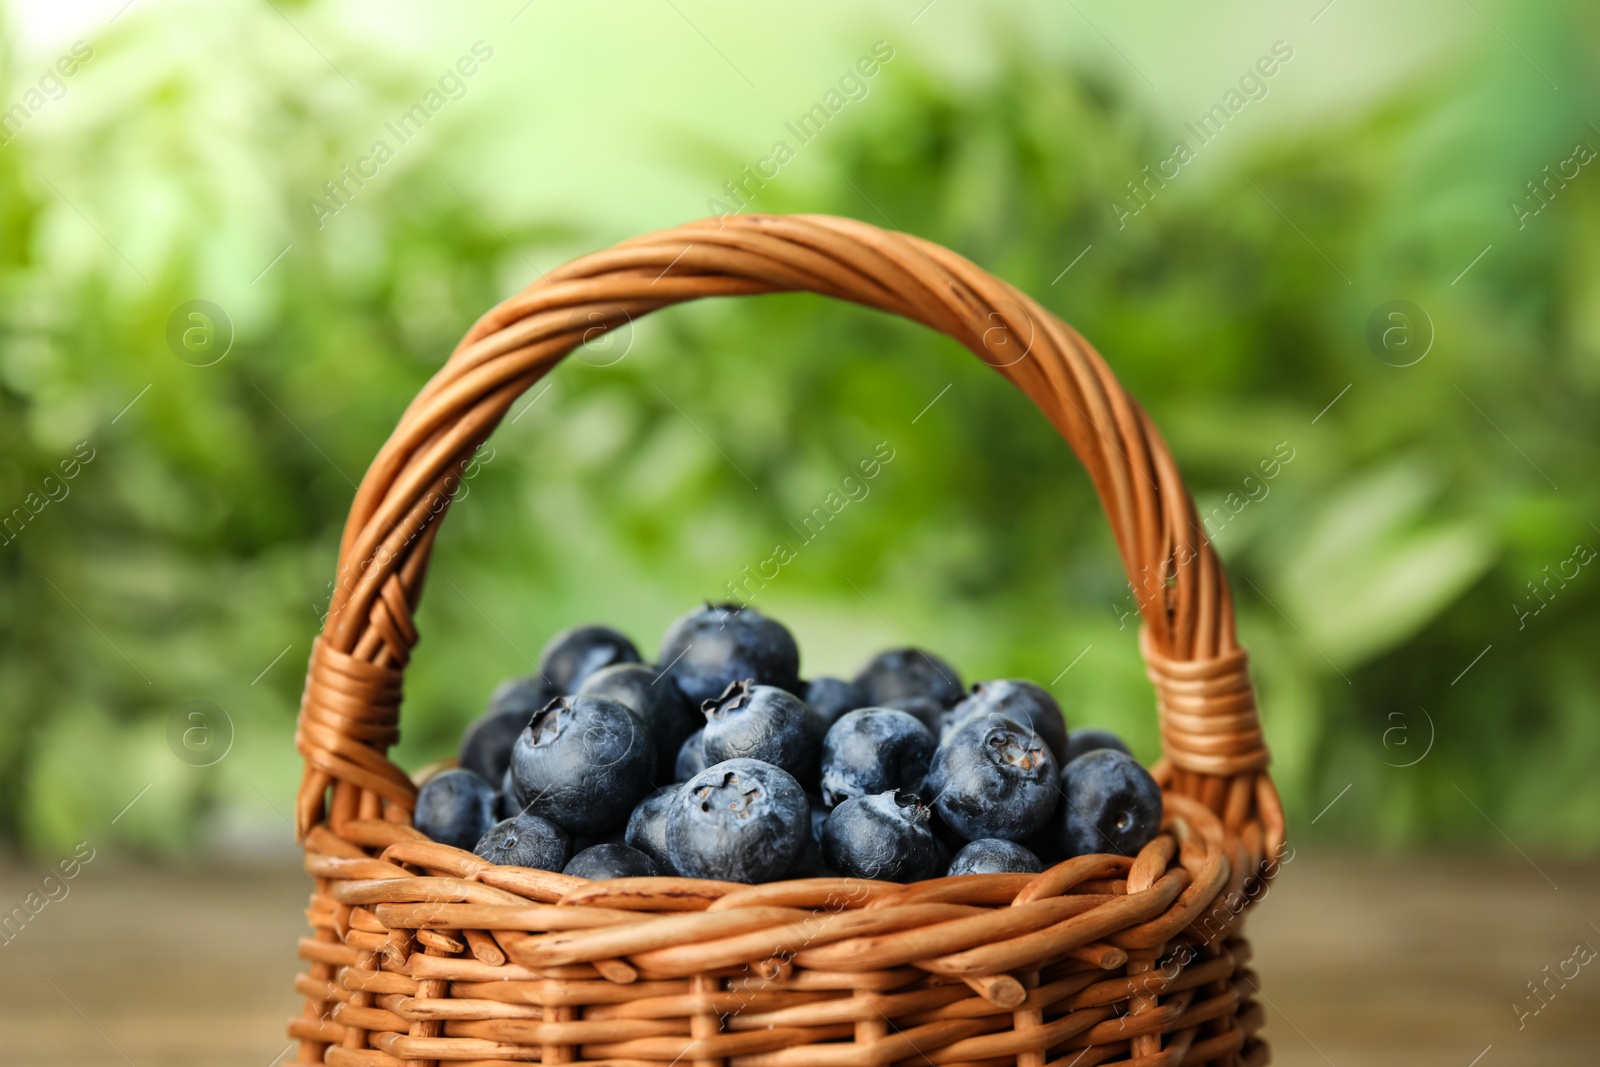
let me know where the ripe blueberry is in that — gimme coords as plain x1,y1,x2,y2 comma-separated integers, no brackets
792,794,834,877
460,675,556,783
675,727,708,782
499,767,519,819
923,717,1058,842
538,624,640,693
802,677,868,727
948,680,1069,763
665,759,809,883
820,791,941,883
701,680,822,783
1062,727,1131,764
564,843,664,880
473,813,571,870
568,826,629,854
579,662,700,783
1021,821,1068,867
413,768,498,851
947,838,1044,876
819,707,936,808
885,696,949,738
853,647,964,709
807,795,829,844
507,695,655,834
658,603,801,706
624,785,678,870
1059,749,1163,859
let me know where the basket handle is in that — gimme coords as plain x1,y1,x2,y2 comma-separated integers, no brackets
294,213,1275,842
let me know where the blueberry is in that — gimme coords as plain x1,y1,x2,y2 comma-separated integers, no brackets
675,727,708,782
624,785,679,870
665,759,809,883
507,695,655,834
923,717,1058,842
820,791,941,883
808,796,828,844
489,674,559,718
927,806,969,857
853,648,964,709
791,795,834,877
701,680,822,783
569,826,629,854
794,849,836,878
948,680,1069,763
564,843,664,880
499,767,520,819
1062,727,1131,764
460,675,557,783
802,677,868,727
538,624,640,693
1059,749,1163,859
659,603,801,706
578,663,700,783
885,696,949,738
413,769,498,851
819,708,936,808
458,709,529,786
474,813,571,870
947,838,1044,876
1021,822,1068,867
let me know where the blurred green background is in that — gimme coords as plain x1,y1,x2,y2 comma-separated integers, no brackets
1,0,1596,858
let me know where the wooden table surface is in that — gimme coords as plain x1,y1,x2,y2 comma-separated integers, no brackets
0,852,1594,1065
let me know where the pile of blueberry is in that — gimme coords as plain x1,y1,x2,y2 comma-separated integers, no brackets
413,604,1163,884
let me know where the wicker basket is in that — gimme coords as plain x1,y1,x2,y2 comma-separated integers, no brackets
288,213,1286,1067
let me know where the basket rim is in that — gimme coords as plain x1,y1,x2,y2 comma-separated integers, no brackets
312,786,1266,971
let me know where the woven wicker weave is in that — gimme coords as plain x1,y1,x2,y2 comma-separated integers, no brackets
289,213,1286,1067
